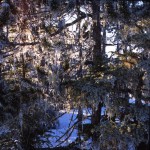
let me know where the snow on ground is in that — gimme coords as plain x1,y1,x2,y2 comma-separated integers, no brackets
40,108,92,148
129,98,136,104
39,99,149,149
39,107,106,149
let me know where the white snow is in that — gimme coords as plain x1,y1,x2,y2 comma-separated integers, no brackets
38,108,99,149
39,103,148,149
129,98,136,104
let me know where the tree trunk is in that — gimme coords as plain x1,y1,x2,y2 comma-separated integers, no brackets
0,48,4,91
91,102,103,139
92,0,102,68
21,54,26,78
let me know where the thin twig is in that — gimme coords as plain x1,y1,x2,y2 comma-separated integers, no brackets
55,120,79,143
55,125,75,148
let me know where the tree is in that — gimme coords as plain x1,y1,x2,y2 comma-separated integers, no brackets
0,0,149,149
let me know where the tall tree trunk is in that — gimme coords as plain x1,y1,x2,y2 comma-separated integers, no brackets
91,102,103,138
91,0,102,125
0,43,3,91
92,0,102,68
91,1,103,148
76,9,83,146
0,64,1,80
102,3,106,54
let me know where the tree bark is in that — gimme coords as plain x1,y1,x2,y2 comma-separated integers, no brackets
92,0,102,68
21,54,26,78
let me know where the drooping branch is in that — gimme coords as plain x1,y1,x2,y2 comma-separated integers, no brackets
50,13,92,36
9,41,40,46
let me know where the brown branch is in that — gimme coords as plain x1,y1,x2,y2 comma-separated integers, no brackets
55,120,79,143
50,13,92,36
9,42,40,46
105,43,118,46
51,112,67,123
55,115,91,147
55,125,76,147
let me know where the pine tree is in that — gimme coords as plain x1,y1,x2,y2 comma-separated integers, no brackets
0,0,149,149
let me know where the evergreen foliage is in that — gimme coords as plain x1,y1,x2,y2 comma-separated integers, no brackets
0,0,149,149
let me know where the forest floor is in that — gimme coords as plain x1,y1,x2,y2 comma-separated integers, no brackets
39,108,95,149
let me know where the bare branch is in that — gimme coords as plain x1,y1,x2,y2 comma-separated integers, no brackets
9,42,40,46
50,13,92,36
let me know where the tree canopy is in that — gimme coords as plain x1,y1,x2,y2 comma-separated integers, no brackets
0,0,150,149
